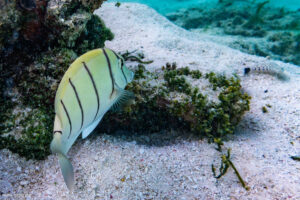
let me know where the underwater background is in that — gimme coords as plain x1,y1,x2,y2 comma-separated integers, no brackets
1,0,300,198
110,0,300,14
110,0,300,66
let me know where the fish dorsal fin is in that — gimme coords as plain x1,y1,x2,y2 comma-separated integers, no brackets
82,116,103,139
110,87,135,112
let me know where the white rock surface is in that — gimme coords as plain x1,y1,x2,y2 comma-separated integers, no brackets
1,2,299,200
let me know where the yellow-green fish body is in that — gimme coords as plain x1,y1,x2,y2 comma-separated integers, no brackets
50,48,134,190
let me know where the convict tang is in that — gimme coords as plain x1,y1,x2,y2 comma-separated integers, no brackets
50,48,134,190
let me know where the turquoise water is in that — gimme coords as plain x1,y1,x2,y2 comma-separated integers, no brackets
109,0,300,66
109,0,300,14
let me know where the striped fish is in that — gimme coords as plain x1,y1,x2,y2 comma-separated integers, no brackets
244,65,290,81
50,48,134,190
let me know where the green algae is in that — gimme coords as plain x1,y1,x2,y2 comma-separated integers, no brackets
262,106,268,113
212,148,250,191
245,0,270,27
0,96,15,135
100,62,251,140
122,50,154,64
0,109,53,160
214,137,224,152
291,156,300,161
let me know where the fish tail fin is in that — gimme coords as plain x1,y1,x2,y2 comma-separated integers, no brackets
58,153,74,191
50,115,74,191
276,70,290,81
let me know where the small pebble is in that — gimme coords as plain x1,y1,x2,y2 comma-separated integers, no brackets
20,180,28,185
139,148,145,154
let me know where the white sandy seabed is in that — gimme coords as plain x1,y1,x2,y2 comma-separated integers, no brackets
1,3,300,200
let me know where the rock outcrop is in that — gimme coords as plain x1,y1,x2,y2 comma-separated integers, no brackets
0,0,113,159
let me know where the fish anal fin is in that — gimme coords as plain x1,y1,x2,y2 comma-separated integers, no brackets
110,88,135,112
82,116,103,139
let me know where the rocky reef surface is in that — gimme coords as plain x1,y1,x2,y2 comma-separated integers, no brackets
0,0,113,159
166,0,300,66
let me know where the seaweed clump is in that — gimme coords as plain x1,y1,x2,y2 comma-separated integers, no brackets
101,63,251,139
0,0,113,160
212,148,250,190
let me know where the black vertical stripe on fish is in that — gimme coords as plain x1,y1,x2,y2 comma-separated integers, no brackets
61,100,72,138
111,50,127,84
69,78,84,130
53,130,62,135
83,62,100,120
102,48,115,97
111,50,121,60
120,63,128,84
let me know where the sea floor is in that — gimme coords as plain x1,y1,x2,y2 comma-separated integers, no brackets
165,1,300,66
1,2,300,200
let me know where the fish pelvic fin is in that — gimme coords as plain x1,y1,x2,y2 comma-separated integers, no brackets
58,153,74,191
110,87,135,112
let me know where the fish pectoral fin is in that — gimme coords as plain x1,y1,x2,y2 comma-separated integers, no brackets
58,153,74,191
110,88,135,112
82,116,103,139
